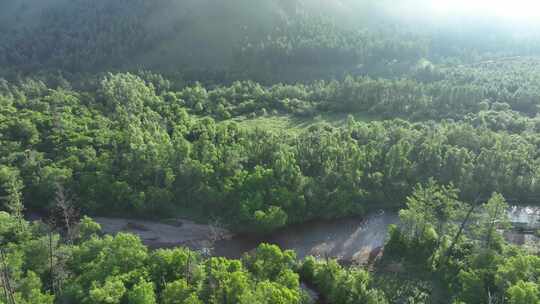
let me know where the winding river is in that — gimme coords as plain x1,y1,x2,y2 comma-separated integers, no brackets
87,206,540,262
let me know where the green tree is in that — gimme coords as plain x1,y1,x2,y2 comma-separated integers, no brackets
0,166,24,226
162,279,195,304
14,271,54,304
471,193,510,250
127,279,156,304
507,281,539,304
88,276,126,304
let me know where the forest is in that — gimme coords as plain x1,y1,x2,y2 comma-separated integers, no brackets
1,0,540,303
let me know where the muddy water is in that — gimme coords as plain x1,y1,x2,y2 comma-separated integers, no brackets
213,210,399,263
28,206,538,260
28,209,399,262
213,206,540,260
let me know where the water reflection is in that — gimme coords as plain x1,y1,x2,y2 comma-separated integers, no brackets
213,206,540,260
214,211,399,263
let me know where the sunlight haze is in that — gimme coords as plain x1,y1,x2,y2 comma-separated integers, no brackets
431,0,540,19
1,1,540,303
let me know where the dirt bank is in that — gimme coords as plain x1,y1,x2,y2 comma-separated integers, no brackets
94,217,233,251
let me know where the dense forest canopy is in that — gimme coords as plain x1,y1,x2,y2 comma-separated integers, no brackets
1,0,540,303
2,0,540,79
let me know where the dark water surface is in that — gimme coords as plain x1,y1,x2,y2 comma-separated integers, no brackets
214,210,399,263
213,205,540,260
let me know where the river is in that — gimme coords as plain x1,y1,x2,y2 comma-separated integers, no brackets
213,205,540,260
214,210,399,263
27,206,539,303
30,206,539,260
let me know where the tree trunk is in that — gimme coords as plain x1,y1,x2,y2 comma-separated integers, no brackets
441,204,475,268
0,248,15,304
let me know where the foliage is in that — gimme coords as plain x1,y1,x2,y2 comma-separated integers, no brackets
2,73,540,233
300,256,387,304
0,213,308,304
1,3,540,302
384,182,540,303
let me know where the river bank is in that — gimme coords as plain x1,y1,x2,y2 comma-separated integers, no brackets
27,206,539,261
92,205,539,260
89,211,399,265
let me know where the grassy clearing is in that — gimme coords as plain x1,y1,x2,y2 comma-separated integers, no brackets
226,112,378,133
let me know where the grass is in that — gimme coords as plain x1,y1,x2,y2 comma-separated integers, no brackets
226,112,379,133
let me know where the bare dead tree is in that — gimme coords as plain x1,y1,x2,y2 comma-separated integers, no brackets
54,183,79,243
207,218,226,255
44,215,68,297
185,251,192,285
0,247,15,304
0,253,10,304
487,288,494,304
0,271,7,304
47,216,57,295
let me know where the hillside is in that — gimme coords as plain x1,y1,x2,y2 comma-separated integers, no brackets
2,0,540,81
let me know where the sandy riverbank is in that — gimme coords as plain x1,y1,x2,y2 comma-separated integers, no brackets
94,217,233,250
